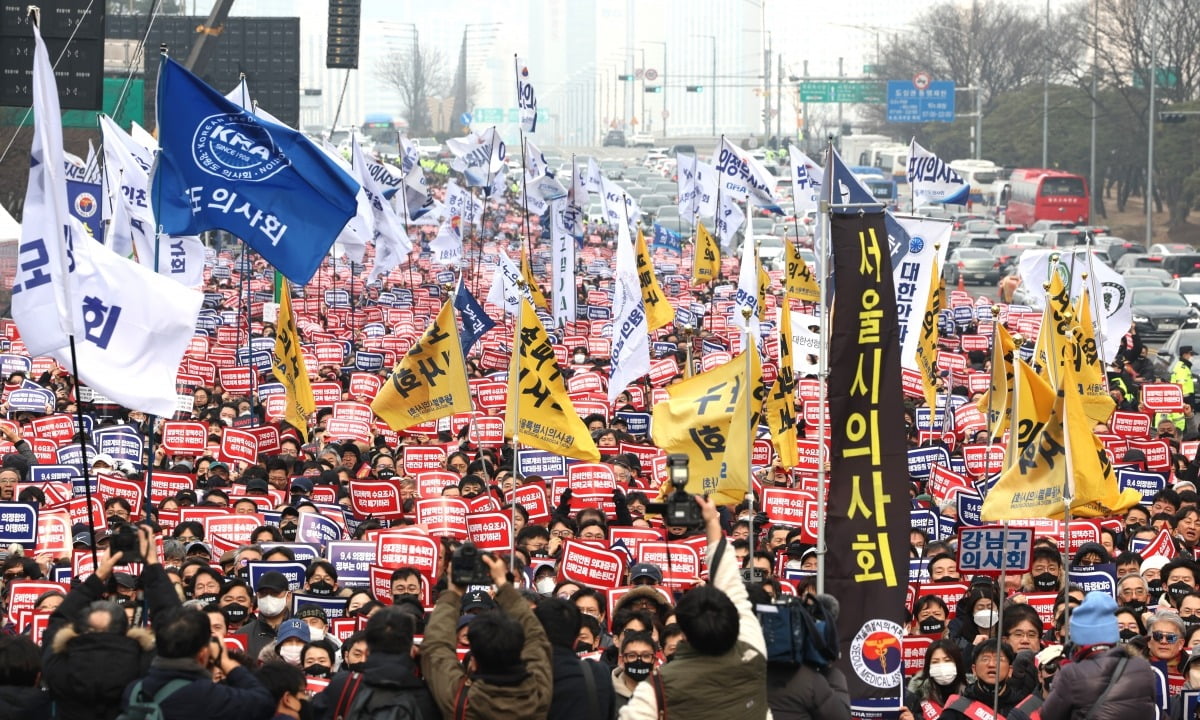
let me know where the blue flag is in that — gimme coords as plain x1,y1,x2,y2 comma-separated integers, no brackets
66,180,103,241
651,224,682,255
825,147,882,212
454,281,495,354
152,56,359,284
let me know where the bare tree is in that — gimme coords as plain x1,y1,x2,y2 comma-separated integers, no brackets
375,39,450,137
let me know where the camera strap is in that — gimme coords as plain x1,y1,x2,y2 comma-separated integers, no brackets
709,537,726,580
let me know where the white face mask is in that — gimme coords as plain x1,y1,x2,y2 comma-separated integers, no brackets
928,662,958,686
974,609,998,628
278,644,302,665
535,577,556,595
308,628,325,643
258,595,288,617
574,353,587,364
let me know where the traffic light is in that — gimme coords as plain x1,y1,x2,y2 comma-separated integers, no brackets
685,85,703,93
645,85,662,93
1159,112,1188,123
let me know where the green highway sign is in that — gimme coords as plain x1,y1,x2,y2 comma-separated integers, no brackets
863,64,882,74
798,80,886,104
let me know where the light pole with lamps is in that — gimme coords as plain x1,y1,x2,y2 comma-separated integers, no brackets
692,34,717,138
644,40,667,137
622,46,646,133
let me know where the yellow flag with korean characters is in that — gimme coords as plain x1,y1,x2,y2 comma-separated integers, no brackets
372,298,471,430
651,345,764,505
1070,289,1117,424
765,307,798,468
635,228,675,331
784,238,820,303
272,278,316,441
757,261,771,317
505,299,600,462
976,323,1016,442
691,222,720,285
521,246,550,311
913,258,943,411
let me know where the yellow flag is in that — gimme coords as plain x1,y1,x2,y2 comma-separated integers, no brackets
272,279,315,441
372,299,471,430
914,259,943,411
505,299,600,461
1006,357,1056,466
651,345,763,505
635,228,675,331
691,223,720,285
1070,289,1117,424
983,359,1141,521
756,261,771,316
766,307,798,468
1033,267,1071,389
977,323,1016,442
521,246,550,311
784,238,820,303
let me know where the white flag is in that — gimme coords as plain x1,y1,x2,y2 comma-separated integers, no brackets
17,24,201,416
516,57,538,133
1018,248,1130,363
585,157,603,193
14,20,73,357
318,140,372,263
350,135,411,283
713,137,782,213
788,147,824,215
677,154,717,225
608,219,650,402
889,215,952,371
550,198,578,328
448,128,506,187
907,139,969,207
524,138,549,179
429,217,463,266
486,250,534,316
732,201,760,336
716,193,745,250
99,114,153,258
570,157,590,211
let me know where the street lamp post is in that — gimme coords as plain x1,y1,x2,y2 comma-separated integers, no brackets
692,34,717,138
622,47,646,134
644,40,667,138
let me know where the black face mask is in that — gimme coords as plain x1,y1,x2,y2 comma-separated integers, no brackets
1124,600,1148,616
1119,628,1139,643
343,661,367,673
1033,573,1059,591
281,525,297,542
221,603,249,625
303,664,330,678
392,593,420,606
575,642,593,653
183,577,196,596
1184,616,1200,632
935,576,960,584
1149,579,1165,594
402,498,415,513
624,660,653,682
308,581,335,597
1169,581,1193,602
918,618,946,636
194,593,219,607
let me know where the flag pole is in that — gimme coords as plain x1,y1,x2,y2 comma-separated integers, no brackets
509,297,525,574
815,137,831,595
66,337,98,569
994,520,1009,712
742,310,756,551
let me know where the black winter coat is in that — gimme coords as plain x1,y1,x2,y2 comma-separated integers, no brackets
1040,644,1157,720
121,657,275,720
0,684,51,720
310,651,441,720
765,663,851,720
546,646,614,720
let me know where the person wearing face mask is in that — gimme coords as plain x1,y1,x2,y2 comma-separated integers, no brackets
271,620,311,667
908,596,950,638
254,660,311,720
217,580,255,633
1169,647,1200,720
532,597,616,720
1142,554,1170,603
940,643,1020,720
1008,644,1063,720
338,632,369,674
310,607,439,720
294,605,340,659
300,644,335,678
1025,547,1064,593
303,561,340,598
900,640,965,720
611,632,659,713
1039,592,1157,720
1160,558,1200,611
238,572,295,660
948,588,1000,655
533,565,559,596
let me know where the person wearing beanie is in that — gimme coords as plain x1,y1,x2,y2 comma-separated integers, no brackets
1039,591,1156,720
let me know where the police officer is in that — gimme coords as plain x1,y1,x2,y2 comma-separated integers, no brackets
1172,345,1197,409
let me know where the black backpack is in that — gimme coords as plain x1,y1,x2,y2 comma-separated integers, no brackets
115,679,191,720
755,593,839,670
333,674,425,720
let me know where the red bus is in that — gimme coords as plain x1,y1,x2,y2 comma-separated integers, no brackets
1003,169,1089,228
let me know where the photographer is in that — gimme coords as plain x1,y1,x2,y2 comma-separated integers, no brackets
620,495,769,720
420,546,553,719
42,525,180,720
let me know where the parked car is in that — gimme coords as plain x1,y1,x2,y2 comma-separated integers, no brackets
944,248,1001,285
1171,277,1200,306
602,130,627,147
1129,287,1200,341
1122,267,1172,286
1160,254,1200,278
628,133,655,148
1149,243,1194,255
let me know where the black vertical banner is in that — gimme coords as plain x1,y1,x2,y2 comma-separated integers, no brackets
827,212,910,718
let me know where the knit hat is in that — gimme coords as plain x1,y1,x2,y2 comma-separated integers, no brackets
1070,591,1119,646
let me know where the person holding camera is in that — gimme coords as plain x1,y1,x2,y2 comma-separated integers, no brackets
42,525,181,720
420,544,553,719
619,495,770,720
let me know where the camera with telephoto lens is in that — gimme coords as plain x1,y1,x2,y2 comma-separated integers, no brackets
451,542,494,587
644,454,704,529
109,523,143,564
